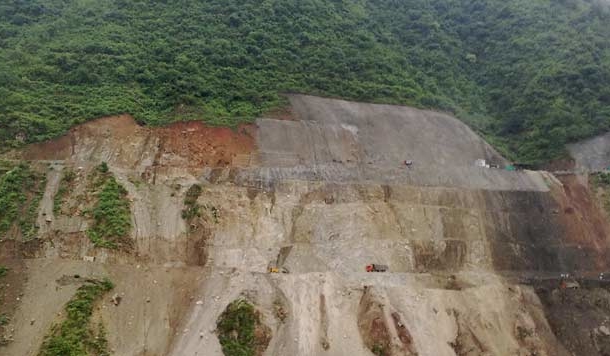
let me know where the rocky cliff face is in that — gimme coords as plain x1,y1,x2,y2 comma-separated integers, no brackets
2,95,610,356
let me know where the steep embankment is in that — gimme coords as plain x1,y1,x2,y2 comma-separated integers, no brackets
2,95,610,356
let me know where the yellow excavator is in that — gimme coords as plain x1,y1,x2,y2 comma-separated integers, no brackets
267,262,289,273
268,246,292,273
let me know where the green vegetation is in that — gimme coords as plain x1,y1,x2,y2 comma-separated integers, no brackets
593,172,610,186
1,1,610,164
86,163,131,249
0,266,8,346
38,278,113,356
53,168,75,215
0,313,8,346
371,344,387,356
0,162,46,240
591,172,610,215
181,184,220,227
217,299,269,356
181,184,203,221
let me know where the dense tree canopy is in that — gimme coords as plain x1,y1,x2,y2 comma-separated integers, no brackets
1,0,609,163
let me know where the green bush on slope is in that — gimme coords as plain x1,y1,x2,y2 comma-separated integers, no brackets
0,162,46,240
217,299,270,356
86,163,131,249
38,279,114,356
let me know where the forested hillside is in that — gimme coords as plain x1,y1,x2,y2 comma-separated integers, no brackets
1,0,609,163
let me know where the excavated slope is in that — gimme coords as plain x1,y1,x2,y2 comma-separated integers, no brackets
2,95,610,356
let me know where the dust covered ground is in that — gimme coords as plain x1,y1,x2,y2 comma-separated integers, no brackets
2,95,610,355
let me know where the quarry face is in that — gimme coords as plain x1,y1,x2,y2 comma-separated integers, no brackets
2,95,610,356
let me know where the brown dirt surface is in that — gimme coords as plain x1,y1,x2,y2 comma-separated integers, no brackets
319,294,330,350
0,258,26,347
542,157,576,172
155,121,256,167
253,312,272,356
552,175,610,270
2,259,203,356
449,310,487,356
390,312,418,355
358,287,392,356
14,115,257,168
18,115,142,161
535,280,610,356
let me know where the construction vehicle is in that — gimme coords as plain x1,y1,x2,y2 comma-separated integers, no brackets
267,262,289,273
559,273,580,289
366,264,388,272
268,246,292,273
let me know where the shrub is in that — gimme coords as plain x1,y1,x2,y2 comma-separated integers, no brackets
38,278,114,356
217,299,258,356
0,163,46,240
182,184,203,221
86,164,131,249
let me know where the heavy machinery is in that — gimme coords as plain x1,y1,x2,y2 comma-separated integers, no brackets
268,246,292,273
267,262,289,273
366,264,388,272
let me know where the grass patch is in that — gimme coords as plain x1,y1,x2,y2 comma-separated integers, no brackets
591,172,610,216
0,266,8,345
593,172,610,186
217,299,270,356
0,313,9,346
181,184,203,221
0,162,46,240
127,175,143,188
371,343,387,356
38,278,114,356
53,169,76,215
85,163,132,249
181,184,220,228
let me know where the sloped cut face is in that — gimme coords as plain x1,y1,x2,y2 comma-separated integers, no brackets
3,95,610,356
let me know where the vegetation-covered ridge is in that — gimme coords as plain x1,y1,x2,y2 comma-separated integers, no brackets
86,162,131,249
1,0,609,163
0,161,46,241
38,278,113,356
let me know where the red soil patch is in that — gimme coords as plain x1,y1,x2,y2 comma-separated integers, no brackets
156,121,256,167
19,131,74,161
14,115,257,168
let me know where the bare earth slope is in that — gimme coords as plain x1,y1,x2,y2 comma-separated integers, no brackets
2,95,610,356
568,131,610,171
